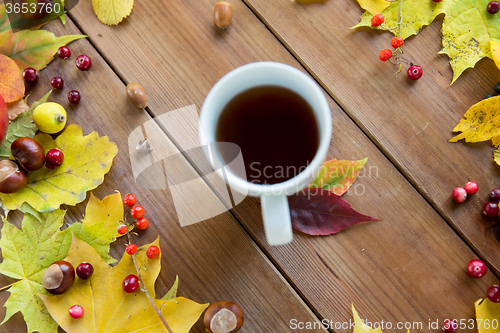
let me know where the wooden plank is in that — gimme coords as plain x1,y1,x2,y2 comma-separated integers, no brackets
240,0,500,273
65,0,500,332
0,18,326,333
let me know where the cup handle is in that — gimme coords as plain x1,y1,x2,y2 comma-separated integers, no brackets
260,193,293,246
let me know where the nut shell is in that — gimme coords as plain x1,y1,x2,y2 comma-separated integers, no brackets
126,82,148,109
11,137,45,171
0,159,28,193
42,260,75,295
214,2,233,29
204,302,244,333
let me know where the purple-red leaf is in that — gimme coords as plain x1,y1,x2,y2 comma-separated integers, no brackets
289,188,378,236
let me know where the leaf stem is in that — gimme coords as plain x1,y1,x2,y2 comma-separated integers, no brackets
125,223,173,333
0,282,15,292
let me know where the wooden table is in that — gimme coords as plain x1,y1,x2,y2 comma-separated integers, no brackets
1,0,500,332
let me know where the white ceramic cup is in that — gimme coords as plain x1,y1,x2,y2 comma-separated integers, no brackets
199,62,332,246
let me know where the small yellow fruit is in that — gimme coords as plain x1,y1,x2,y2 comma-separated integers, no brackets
33,102,67,134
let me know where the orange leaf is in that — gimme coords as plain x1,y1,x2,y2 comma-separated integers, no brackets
0,54,24,103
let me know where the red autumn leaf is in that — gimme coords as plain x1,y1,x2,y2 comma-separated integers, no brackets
289,188,378,236
0,54,24,103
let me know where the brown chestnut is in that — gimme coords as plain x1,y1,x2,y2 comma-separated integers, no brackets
204,302,244,333
11,137,45,171
0,159,28,193
42,260,75,295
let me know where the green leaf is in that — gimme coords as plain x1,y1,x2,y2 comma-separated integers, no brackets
0,124,118,213
0,210,70,333
353,0,500,83
66,221,117,264
0,109,37,159
0,203,118,333
162,275,179,300
0,30,86,71
308,158,368,196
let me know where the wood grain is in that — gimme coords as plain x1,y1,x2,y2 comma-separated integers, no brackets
64,1,500,333
0,18,325,333
241,0,500,274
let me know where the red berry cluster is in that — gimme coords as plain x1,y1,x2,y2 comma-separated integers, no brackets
24,46,91,105
118,194,161,293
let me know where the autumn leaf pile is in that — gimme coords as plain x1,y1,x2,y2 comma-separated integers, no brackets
354,0,500,83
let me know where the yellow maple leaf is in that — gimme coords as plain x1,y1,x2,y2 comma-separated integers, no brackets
449,96,500,143
491,40,500,71
475,298,500,333
91,0,134,25
40,235,208,333
352,305,383,333
83,192,127,238
356,0,390,15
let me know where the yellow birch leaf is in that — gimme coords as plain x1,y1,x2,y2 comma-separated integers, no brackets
82,192,127,238
352,304,383,333
40,235,208,333
91,0,134,25
492,40,500,71
449,96,500,143
0,124,118,213
309,158,368,196
475,298,500,333
356,0,390,15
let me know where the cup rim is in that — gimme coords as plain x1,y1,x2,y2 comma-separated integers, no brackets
200,61,332,195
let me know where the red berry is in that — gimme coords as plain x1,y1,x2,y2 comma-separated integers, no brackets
487,285,500,302
467,259,487,278
483,202,499,218
407,65,423,80
23,68,39,83
464,181,478,195
452,187,467,203
131,205,145,219
442,319,458,333
68,90,81,104
57,46,71,59
489,188,500,202
126,244,138,255
432,0,442,2
45,149,64,169
117,225,128,235
146,245,160,259
69,305,84,319
76,262,94,280
379,49,392,62
123,274,140,293
487,1,500,14
76,55,92,71
123,194,137,207
51,77,64,89
391,36,404,48
371,14,384,27
136,218,149,230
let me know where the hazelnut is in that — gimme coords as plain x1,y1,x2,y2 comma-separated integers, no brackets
214,2,233,29
0,159,28,193
126,82,148,109
11,137,45,171
204,302,244,333
42,260,75,295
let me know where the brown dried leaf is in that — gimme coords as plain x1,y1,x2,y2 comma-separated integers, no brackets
6,98,29,121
